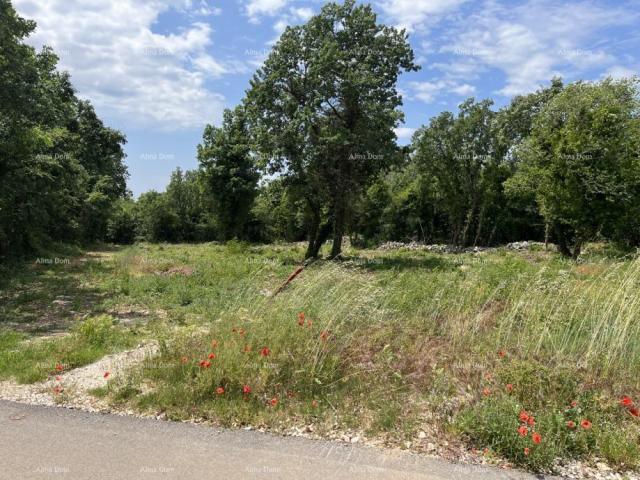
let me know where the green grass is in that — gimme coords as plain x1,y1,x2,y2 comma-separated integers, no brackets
2,241,640,473
0,315,139,383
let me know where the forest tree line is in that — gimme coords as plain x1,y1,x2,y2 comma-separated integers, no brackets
2,0,639,260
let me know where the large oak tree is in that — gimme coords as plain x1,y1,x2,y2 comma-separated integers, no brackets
245,0,418,258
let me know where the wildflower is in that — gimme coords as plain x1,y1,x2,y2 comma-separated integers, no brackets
55,363,64,372
518,426,529,437
580,419,592,430
216,387,225,395
498,350,506,358
570,400,578,408
53,386,63,395
242,385,251,395
566,420,576,429
270,397,278,407
260,347,271,357
621,396,634,407
208,353,216,360
199,360,211,368
55,376,61,381
180,356,189,364
506,384,513,393
103,371,110,379
298,312,305,326
519,410,529,422
527,416,535,427
628,407,639,417
482,387,491,397
523,447,530,456
532,432,542,444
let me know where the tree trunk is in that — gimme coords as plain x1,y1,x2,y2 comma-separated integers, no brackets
309,220,332,258
330,200,345,258
304,209,320,260
554,223,573,258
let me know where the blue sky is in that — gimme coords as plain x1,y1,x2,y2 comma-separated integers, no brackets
13,0,640,196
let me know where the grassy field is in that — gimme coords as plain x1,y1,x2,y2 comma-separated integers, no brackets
1,241,640,472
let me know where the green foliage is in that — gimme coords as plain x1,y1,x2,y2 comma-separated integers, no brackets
246,0,418,257
0,1,128,257
198,107,259,241
506,78,640,257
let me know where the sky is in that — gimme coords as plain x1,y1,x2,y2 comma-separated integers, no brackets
13,0,640,196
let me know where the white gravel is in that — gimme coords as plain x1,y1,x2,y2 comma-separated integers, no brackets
0,342,158,411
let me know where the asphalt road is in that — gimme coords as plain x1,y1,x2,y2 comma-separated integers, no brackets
0,400,546,480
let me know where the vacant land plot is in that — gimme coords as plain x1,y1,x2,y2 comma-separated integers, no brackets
1,242,639,475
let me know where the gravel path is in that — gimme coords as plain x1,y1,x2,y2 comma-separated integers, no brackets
0,342,158,411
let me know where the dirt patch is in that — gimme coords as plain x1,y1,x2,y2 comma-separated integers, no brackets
155,266,194,276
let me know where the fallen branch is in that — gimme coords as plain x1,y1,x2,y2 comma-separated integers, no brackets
272,258,315,297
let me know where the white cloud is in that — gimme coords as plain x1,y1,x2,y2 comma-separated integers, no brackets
410,80,476,103
439,0,636,97
394,127,416,140
14,0,232,130
603,65,638,80
246,0,289,23
378,0,467,32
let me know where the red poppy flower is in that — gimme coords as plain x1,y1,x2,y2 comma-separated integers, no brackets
527,416,535,426
621,396,634,407
566,420,576,429
532,432,542,444
199,360,211,368
506,384,513,393
518,425,529,437
270,397,278,407
580,419,592,430
519,410,529,422
629,407,639,417
55,363,64,372
216,387,224,395
298,312,305,326
103,371,110,379
498,350,505,358
260,347,271,357
180,356,189,364
208,352,216,360
570,401,578,408
482,387,491,396
242,385,251,395
523,447,530,456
